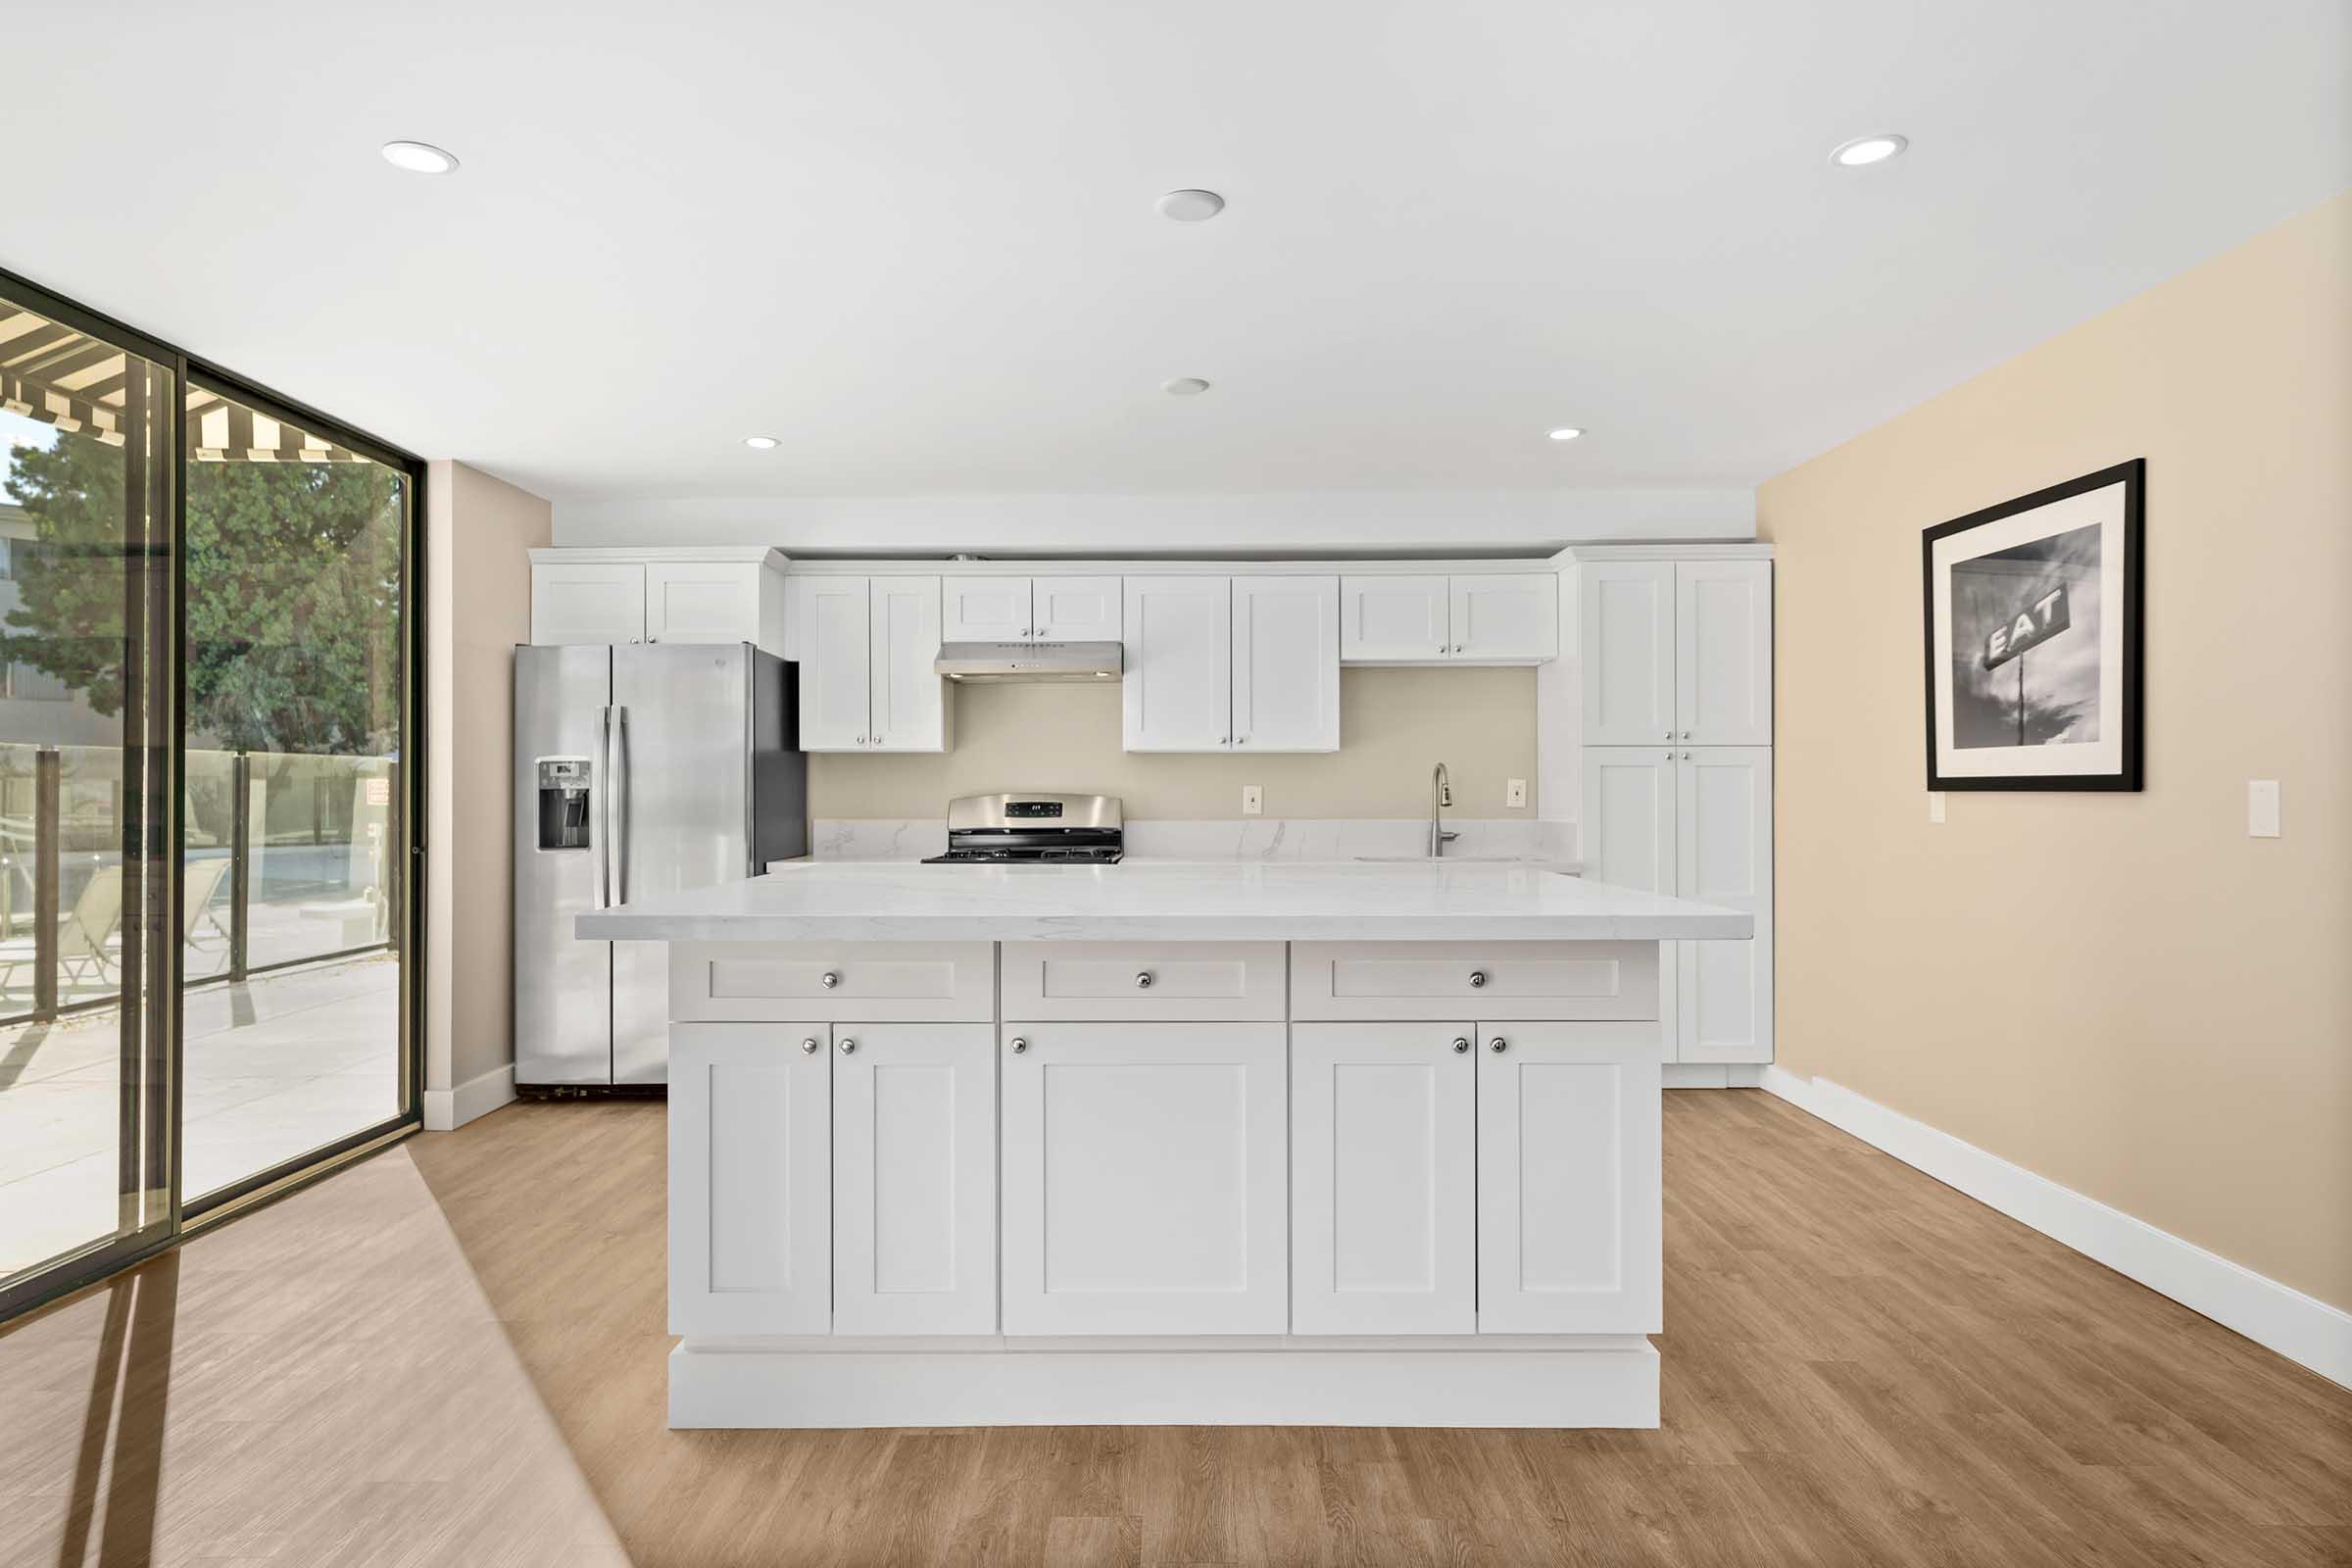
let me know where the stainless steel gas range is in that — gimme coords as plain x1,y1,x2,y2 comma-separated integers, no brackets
920,793,1123,863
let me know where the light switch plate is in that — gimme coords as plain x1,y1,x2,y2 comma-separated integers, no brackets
1242,784,1263,816
2248,779,2280,838
1505,777,1527,808
1928,791,1946,824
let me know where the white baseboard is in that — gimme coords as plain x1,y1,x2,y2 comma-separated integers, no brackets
1664,1063,1766,1089
422,1061,516,1132
1760,1067,2352,1390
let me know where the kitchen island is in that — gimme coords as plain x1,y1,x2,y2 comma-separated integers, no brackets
578,860,1749,1429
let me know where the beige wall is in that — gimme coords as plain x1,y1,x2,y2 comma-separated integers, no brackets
424,461,550,1113
1759,193,2352,1310
809,666,1538,820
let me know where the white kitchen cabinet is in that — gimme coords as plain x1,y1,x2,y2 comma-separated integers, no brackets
1001,1021,1288,1335
1675,749,1773,1063
942,577,1034,643
797,576,951,752
1675,561,1772,745
1579,562,1677,746
942,574,1122,644
1290,1023,1477,1335
1122,577,1233,752
1032,575,1122,641
531,561,647,646
1579,749,1678,898
669,1022,831,1337
1341,572,1557,663
1476,1022,1662,1334
1231,575,1340,752
1339,574,1451,662
830,1024,998,1335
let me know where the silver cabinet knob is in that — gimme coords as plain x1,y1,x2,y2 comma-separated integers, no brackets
1438,645,1447,655
837,1038,857,1054
1663,730,1673,740
1009,1037,1028,1054
1681,730,1691,739
800,1037,819,1054
1489,1037,1508,1054
1468,969,1488,988
1452,644,1463,654
1237,735,1248,746
820,971,840,989
1134,971,1154,989
1450,1037,1470,1054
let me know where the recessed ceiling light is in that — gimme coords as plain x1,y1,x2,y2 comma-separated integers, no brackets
380,140,459,174
1163,377,1211,396
1155,189,1225,221
1829,133,1908,168
1546,427,1585,441
743,435,780,450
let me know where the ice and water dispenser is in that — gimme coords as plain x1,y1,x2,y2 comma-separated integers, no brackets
535,757,594,850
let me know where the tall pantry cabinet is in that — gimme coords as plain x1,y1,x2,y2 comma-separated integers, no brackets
1575,546,1773,1068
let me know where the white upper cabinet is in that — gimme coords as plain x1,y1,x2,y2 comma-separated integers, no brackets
530,550,786,654
1340,574,1451,661
1450,573,1558,661
531,561,647,646
1579,562,1678,745
1122,577,1233,752
867,576,949,752
1675,748,1773,1063
1342,572,1557,663
941,577,1033,643
797,576,874,751
1231,575,1340,752
1675,561,1772,745
1031,575,1122,642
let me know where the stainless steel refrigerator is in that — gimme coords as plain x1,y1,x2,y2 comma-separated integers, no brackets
514,642,805,1087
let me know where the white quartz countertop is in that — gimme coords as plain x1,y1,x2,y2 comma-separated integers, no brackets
574,860,1751,944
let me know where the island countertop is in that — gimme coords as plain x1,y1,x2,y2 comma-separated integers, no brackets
574,859,1751,944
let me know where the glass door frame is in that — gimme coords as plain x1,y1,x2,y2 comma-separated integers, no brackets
0,263,427,1320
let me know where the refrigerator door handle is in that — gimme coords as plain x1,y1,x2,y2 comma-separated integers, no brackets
614,705,631,906
598,705,614,909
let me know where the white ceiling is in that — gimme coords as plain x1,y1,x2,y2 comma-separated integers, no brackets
12,2,2349,532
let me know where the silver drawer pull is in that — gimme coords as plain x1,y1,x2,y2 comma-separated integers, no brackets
820,971,840,989
1450,1037,1470,1054
837,1038,857,1054
1489,1037,1507,1054
1009,1037,1029,1054
800,1037,819,1054
1468,969,1488,988
1135,971,1154,989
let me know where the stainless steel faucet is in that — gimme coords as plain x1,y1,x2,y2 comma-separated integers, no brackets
1431,762,1458,858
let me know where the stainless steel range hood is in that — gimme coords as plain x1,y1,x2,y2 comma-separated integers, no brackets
933,640,1124,683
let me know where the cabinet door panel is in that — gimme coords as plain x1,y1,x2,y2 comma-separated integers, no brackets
832,1024,997,1335
797,576,871,750
1232,575,1340,752
669,1023,830,1336
943,577,1034,643
1676,748,1773,1063
1340,574,1451,662
869,576,949,752
1122,577,1232,752
1477,1023,1661,1334
1450,573,1558,662
1002,1022,1287,1334
532,562,646,645
1579,562,1677,745
1578,749,1677,895
645,562,760,646
1032,574,1122,642
1676,561,1772,744
1292,1024,1475,1335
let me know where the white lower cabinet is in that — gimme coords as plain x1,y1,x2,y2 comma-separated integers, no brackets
1476,1023,1662,1334
1290,1023,1477,1335
669,1022,832,1337
831,1024,998,1335
1001,1022,1289,1335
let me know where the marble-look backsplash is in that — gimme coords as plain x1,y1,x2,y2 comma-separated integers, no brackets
808,818,1576,864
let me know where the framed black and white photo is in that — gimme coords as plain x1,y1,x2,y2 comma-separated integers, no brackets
1923,459,2143,791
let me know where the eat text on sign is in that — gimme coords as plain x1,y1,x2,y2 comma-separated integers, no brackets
1983,581,2071,670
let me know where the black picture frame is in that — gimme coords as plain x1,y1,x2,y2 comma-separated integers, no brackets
1922,459,2143,792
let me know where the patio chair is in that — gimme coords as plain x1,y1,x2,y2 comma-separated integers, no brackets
0,864,124,995
178,857,235,957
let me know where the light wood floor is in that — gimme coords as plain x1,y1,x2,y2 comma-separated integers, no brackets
3,1091,2346,1567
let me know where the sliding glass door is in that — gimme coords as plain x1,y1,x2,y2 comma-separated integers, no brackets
0,270,419,1317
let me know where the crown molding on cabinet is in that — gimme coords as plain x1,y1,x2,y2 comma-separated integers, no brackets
1561,542,1774,562
778,554,1576,578
529,546,791,568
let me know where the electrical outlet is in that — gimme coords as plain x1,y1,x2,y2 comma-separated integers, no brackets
1242,784,1263,816
2248,779,2280,838
1928,791,1946,824
1505,778,1527,808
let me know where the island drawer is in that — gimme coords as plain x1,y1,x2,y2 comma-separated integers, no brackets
669,941,994,1022
1001,942,1286,1021
1289,941,1658,1021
